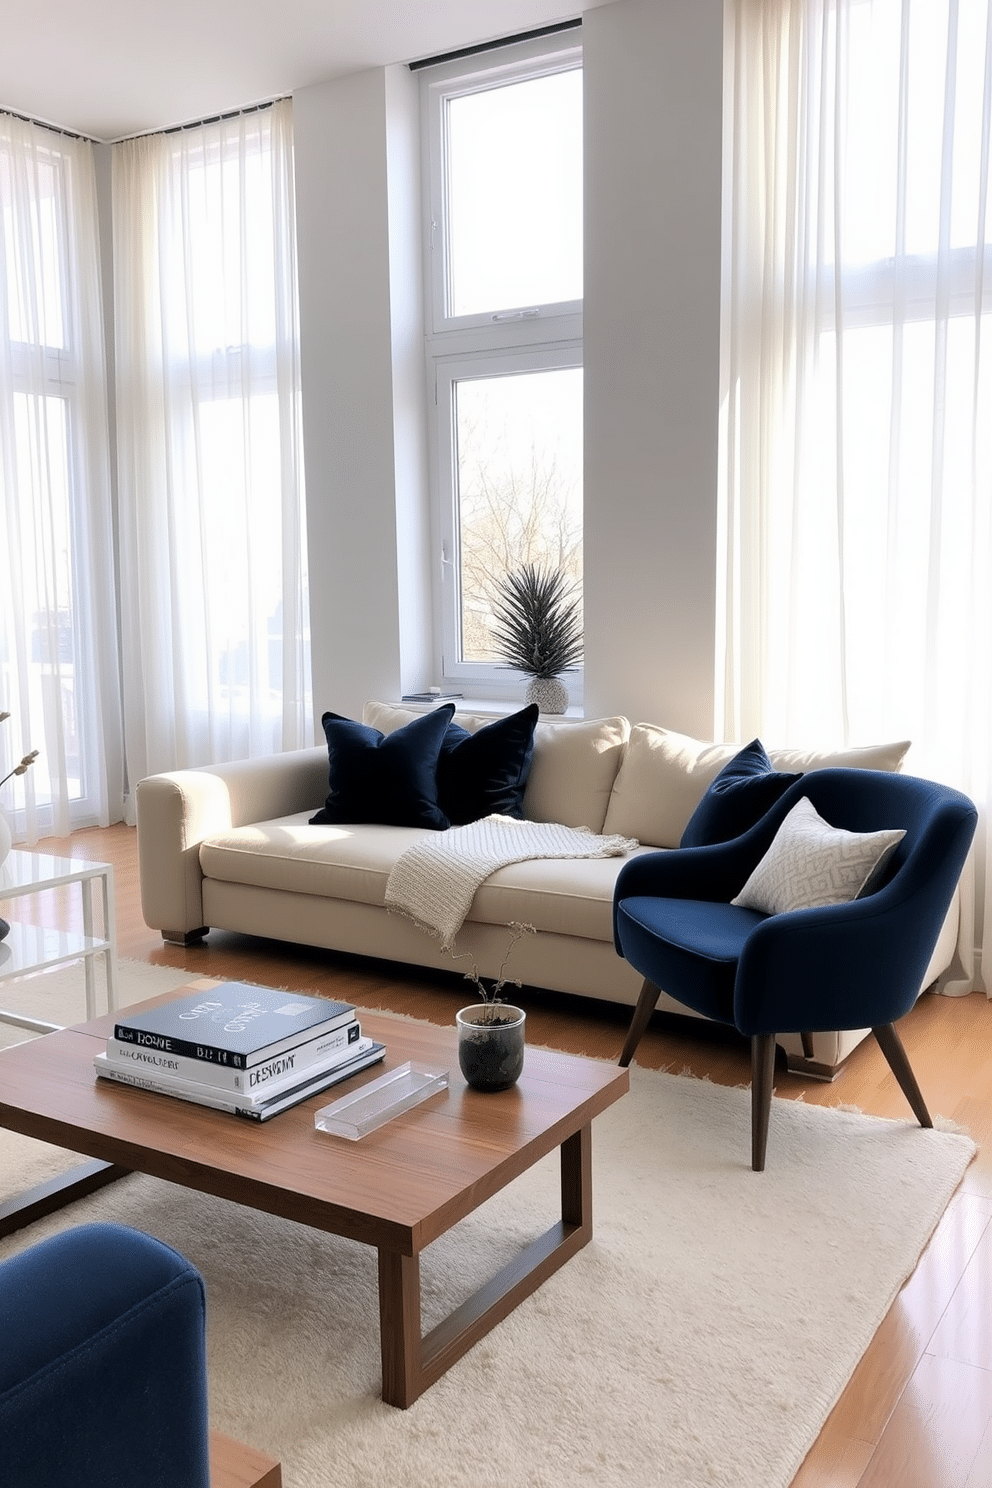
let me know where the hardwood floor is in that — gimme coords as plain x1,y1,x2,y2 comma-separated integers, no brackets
13,820,992,1486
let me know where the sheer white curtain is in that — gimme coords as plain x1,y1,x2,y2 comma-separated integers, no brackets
0,113,123,842
114,100,311,808
721,0,992,991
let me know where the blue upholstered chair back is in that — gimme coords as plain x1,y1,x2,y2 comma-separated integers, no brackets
0,1223,211,1488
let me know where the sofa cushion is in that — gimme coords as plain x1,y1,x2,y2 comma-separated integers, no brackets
201,817,436,907
679,739,802,848
731,796,906,914
603,724,911,849
521,715,630,833
309,706,454,829
471,846,656,940
200,814,657,941
437,704,539,825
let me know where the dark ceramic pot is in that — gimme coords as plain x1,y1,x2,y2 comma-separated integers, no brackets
456,1004,526,1092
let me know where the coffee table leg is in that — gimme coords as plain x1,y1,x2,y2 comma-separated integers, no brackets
561,1124,592,1230
378,1250,423,1409
376,1123,594,1408
0,1158,131,1239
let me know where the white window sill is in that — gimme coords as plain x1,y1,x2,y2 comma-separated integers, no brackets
394,695,585,720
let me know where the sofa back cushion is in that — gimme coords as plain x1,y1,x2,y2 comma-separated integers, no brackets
521,715,630,832
602,724,911,848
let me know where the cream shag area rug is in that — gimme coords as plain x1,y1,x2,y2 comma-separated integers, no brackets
0,962,976,1488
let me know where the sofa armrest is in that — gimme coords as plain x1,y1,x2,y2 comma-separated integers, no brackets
135,746,328,937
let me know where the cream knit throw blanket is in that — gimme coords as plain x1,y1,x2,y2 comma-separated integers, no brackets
384,815,639,950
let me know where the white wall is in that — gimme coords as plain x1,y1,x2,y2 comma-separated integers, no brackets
294,0,725,735
294,66,432,724
583,0,723,732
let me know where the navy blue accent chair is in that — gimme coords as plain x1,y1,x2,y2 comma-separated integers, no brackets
0,1223,211,1488
613,769,977,1171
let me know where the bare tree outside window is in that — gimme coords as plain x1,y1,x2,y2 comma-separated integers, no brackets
454,366,582,664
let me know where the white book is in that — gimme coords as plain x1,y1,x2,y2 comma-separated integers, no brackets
103,1020,363,1093
93,1037,383,1116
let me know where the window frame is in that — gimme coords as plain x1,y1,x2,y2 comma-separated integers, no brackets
421,35,584,702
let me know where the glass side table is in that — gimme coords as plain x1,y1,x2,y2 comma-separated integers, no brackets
0,850,118,1035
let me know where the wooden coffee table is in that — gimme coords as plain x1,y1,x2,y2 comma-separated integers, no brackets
0,979,628,1408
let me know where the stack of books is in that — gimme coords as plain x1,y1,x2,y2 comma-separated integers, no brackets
93,982,386,1121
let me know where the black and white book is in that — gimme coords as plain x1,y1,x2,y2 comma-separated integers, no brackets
400,691,463,703
93,1040,386,1121
103,1019,364,1093
113,983,356,1070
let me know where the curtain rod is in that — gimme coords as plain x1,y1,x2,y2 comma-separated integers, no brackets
1,96,289,147
408,17,581,72
0,106,92,143
122,96,289,143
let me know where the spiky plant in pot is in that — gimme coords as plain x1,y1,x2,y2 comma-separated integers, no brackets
489,564,583,714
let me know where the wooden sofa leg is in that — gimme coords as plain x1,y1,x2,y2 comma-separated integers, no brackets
161,928,209,946
751,1034,777,1172
618,979,662,1067
872,1023,933,1128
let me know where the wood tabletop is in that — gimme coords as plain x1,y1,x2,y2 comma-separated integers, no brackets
0,982,629,1256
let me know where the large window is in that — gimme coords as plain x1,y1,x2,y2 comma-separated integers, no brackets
422,36,583,696
0,115,120,836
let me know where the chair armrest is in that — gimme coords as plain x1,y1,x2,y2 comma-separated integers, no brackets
135,746,328,935
736,886,956,1035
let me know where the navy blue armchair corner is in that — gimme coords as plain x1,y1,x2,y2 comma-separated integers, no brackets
612,768,977,1171
0,1222,211,1488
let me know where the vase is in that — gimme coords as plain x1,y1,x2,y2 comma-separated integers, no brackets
456,1004,526,1092
525,675,568,715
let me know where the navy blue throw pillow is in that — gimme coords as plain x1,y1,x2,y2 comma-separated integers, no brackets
679,739,802,848
437,704,540,826
309,705,455,829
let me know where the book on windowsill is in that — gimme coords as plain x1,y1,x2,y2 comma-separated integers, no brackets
103,1019,365,1093
400,691,463,702
112,982,356,1070
93,1040,386,1121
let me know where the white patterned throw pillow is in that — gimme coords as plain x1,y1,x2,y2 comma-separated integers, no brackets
731,797,906,915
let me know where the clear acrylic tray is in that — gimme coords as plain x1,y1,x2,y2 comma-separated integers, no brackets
314,1061,449,1140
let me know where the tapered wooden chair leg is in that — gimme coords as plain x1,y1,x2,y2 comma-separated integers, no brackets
872,1023,933,1128
618,979,662,1067
751,1034,777,1172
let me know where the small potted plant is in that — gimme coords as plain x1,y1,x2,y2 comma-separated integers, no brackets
455,923,534,1092
489,564,583,715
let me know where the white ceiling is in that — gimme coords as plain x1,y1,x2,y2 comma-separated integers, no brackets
0,0,610,143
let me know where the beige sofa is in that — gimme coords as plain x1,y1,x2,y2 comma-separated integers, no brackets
135,702,958,1079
